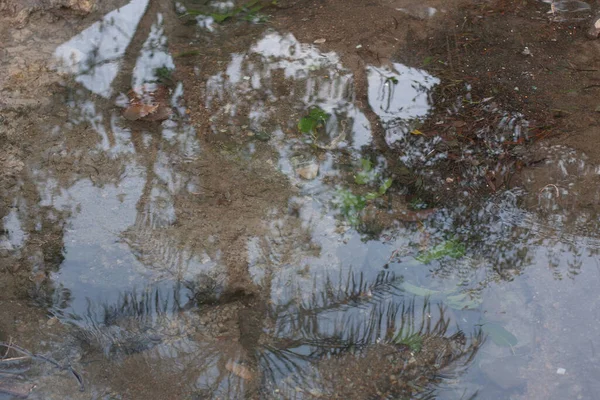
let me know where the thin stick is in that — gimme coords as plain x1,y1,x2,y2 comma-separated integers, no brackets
0,356,30,363
539,184,560,198
1,337,13,359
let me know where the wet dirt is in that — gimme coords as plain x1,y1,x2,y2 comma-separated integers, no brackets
2,0,600,399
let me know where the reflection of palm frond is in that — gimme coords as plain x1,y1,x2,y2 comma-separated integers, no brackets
68,286,182,356
256,269,482,398
273,270,403,328
120,212,193,281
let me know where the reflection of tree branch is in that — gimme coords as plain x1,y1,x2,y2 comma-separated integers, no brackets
273,270,403,328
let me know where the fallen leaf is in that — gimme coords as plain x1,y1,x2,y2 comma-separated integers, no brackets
402,282,441,297
313,38,326,44
123,104,158,121
481,322,518,347
410,129,424,135
123,85,171,121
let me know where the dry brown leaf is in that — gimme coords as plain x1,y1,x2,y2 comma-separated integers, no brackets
123,103,159,121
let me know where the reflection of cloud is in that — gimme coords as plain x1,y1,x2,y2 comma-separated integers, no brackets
54,0,149,97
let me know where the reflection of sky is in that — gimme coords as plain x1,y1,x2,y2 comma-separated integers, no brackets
132,13,175,91
43,0,204,322
250,32,342,79
43,164,148,310
2,208,26,249
54,0,149,98
368,63,439,122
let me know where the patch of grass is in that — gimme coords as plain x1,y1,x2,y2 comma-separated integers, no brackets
408,197,428,210
354,159,377,185
155,66,172,79
335,179,393,227
154,66,174,85
416,239,466,264
422,56,434,66
335,189,367,227
174,50,202,58
184,0,277,24
394,331,423,353
298,106,329,136
377,178,393,196
242,11,270,23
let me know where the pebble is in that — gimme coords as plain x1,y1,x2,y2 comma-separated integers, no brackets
296,163,319,180
521,47,532,56
587,17,600,39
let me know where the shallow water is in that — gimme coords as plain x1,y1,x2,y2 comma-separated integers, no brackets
1,0,600,399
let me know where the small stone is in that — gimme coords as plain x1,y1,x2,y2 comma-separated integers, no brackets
586,17,600,39
47,317,58,326
446,177,454,183
296,163,319,180
521,46,532,56
557,367,566,375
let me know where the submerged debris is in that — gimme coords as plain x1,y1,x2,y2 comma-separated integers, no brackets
0,341,84,393
123,84,172,122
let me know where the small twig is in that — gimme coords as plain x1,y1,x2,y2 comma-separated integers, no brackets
0,356,30,363
1,338,12,359
538,184,560,198
566,62,599,72
583,84,600,90
315,121,347,150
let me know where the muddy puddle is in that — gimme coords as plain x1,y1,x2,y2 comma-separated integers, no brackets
1,0,600,399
